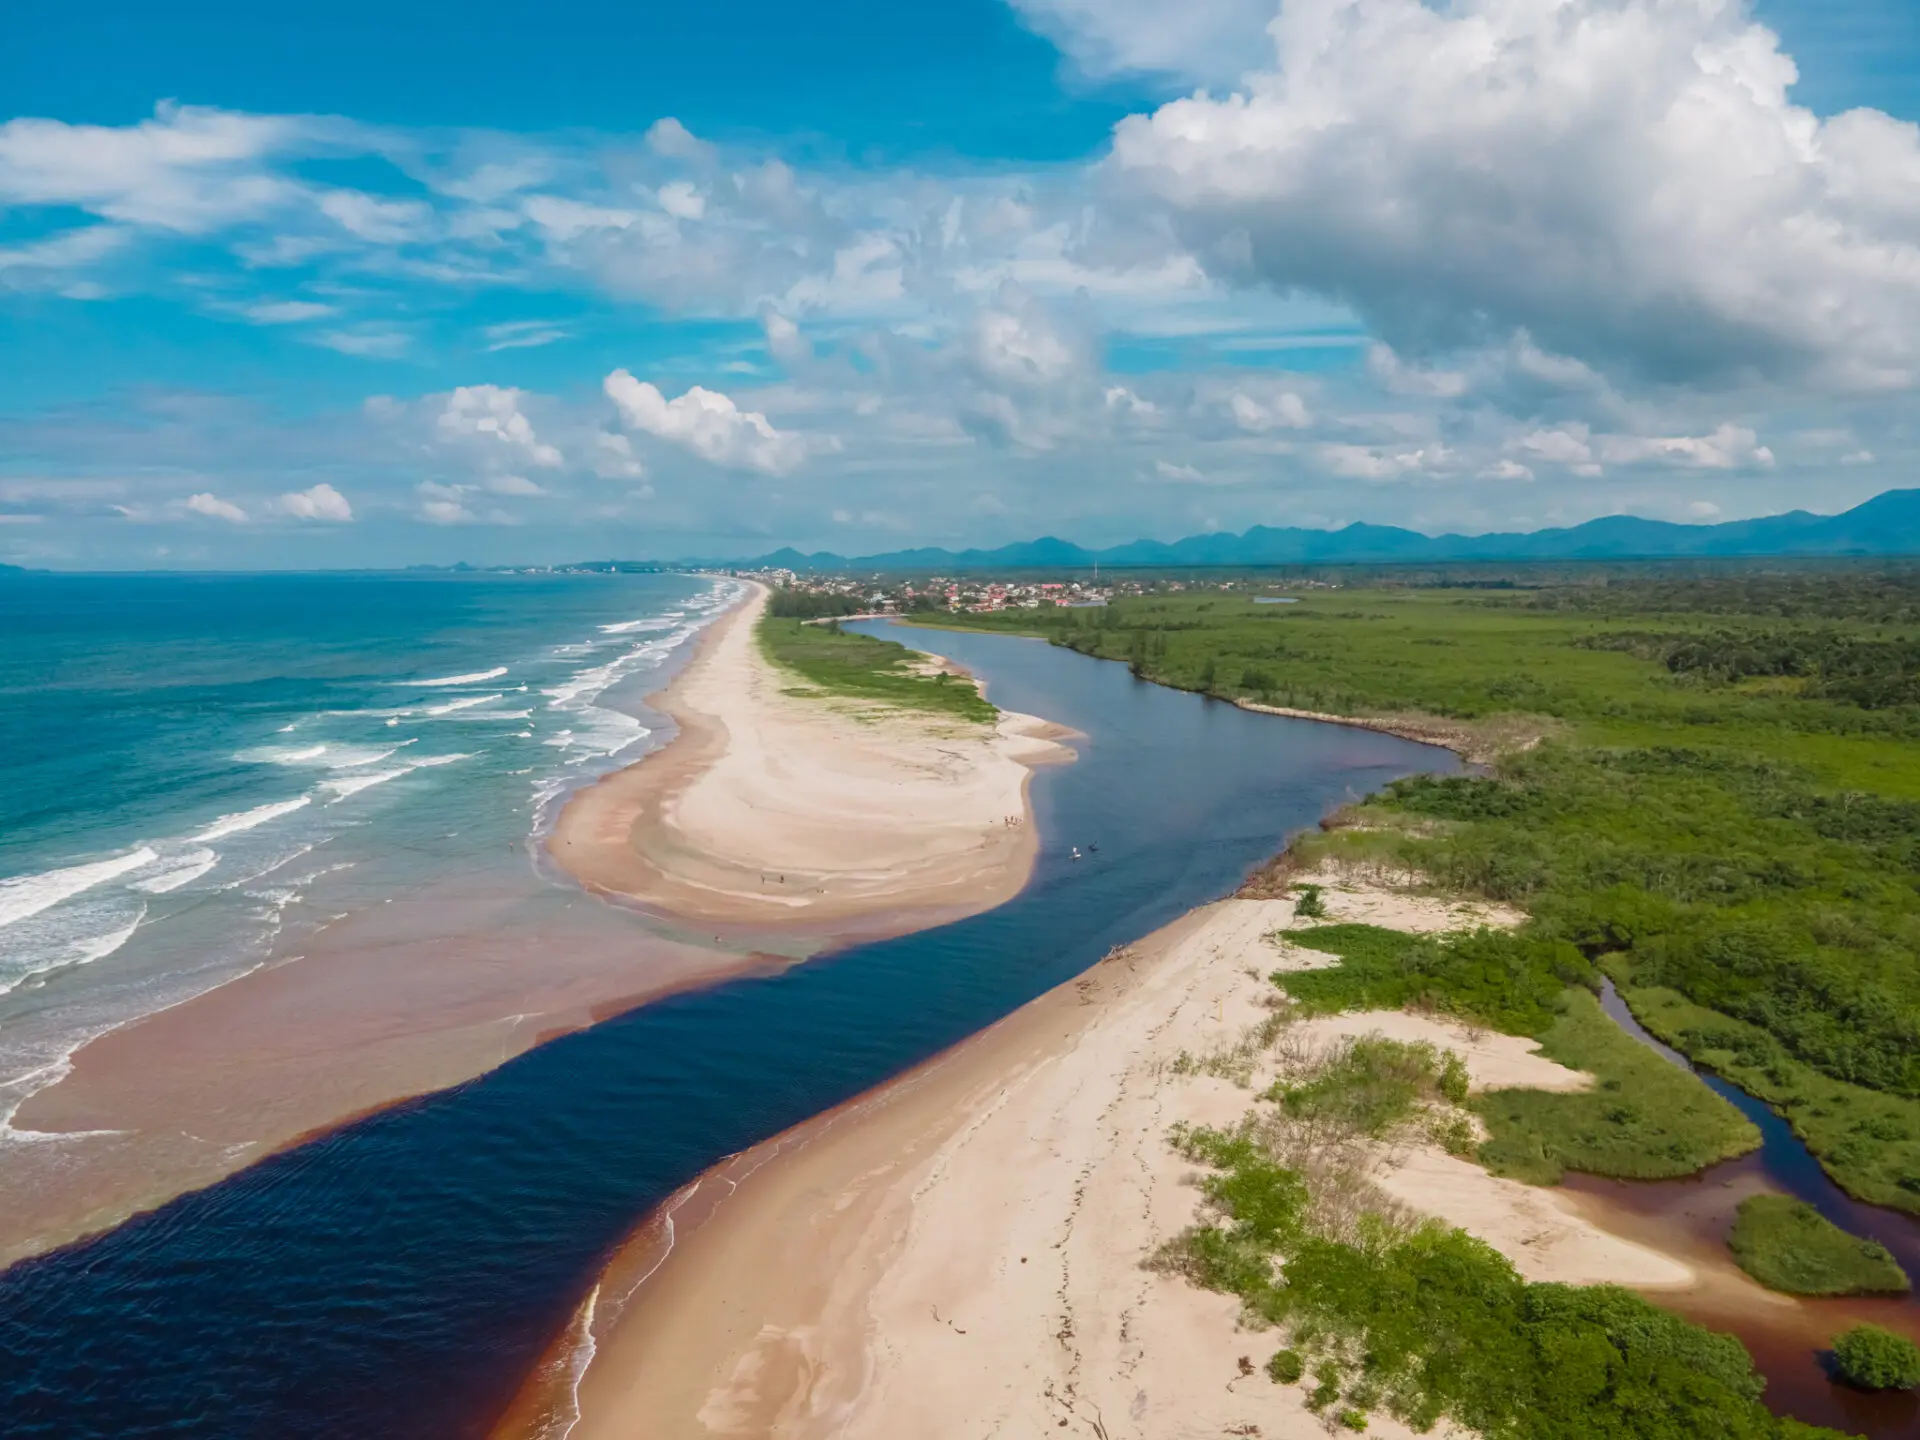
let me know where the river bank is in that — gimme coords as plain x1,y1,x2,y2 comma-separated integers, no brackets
542,866,1689,1439
0,615,1456,1439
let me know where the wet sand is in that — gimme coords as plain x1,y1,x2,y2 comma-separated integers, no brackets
0,584,1071,1274
549,585,1074,944
0,862,750,1269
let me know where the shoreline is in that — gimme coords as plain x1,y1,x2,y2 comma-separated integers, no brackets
532,872,1698,1440
548,584,1075,947
0,586,755,1271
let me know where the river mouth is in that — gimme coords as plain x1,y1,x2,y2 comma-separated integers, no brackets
1566,981,1920,1437
0,624,1456,1439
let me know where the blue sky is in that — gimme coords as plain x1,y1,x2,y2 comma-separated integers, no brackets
3,0,1919,567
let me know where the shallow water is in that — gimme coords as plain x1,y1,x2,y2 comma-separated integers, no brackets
1572,980,1920,1436
0,571,731,1143
0,616,1454,1437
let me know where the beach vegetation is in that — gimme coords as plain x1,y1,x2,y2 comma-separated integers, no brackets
1725,1195,1909,1296
1156,1114,1849,1439
1831,1324,1920,1391
923,572,1920,1208
757,615,995,723
766,586,867,620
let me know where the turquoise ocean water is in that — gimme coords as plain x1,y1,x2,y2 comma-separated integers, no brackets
0,570,735,1139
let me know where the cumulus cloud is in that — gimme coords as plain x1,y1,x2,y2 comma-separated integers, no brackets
1109,0,1920,389
280,482,353,520
437,384,564,468
184,491,247,522
1228,388,1311,432
603,370,808,474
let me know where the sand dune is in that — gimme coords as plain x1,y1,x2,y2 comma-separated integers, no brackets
550,584,1074,943
562,882,1686,1440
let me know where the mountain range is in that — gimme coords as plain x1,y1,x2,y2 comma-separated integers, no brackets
741,488,1920,572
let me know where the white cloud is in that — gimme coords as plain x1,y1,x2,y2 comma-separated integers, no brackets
416,481,475,525
604,370,807,474
184,492,247,522
1229,388,1311,431
1155,459,1205,482
243,300,337,324
483,319,570,352
1367,344,1468,399
437,384,564,468
1482,459,1535,482
280,482,353,520
1007,0,1276,85
1108,0,1920,389
761,307,811,367
314,326,411,359
1598,424,1774,471
592,431,647,480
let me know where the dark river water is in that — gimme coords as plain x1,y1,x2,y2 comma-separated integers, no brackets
0,621,1455,1438
1576,981,1920,1438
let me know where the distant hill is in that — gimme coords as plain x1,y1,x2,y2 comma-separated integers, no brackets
732,488,1920,572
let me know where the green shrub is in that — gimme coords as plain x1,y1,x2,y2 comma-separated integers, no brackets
1267,1348,1304,1383
1726,1195,1909,1296
1832,1324,1920,1390
1293,883,1328,919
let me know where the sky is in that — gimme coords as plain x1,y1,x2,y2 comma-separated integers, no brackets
3,0,1919,568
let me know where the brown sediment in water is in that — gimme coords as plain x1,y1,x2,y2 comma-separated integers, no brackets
0,861,760,1271
1562,1160,1920,1436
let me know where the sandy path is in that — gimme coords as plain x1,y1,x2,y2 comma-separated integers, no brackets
559,882,1686,1440
549,585,1073,942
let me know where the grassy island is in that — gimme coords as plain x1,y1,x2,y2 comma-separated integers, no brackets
1727,1195,1910,1296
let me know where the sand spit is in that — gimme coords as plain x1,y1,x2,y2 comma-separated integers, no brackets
550,585,1074,943
558,878,1685,1440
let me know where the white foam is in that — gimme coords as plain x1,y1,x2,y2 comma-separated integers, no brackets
0,848,160,931
130,848,219,894
188,796,311,843
321,753,470,801
321,767,411,801
424,693,502,716
399,667,508,687
598,617,675,634
0,907,147,999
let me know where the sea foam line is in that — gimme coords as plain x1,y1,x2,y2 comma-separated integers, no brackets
189,796,312,844
0,848,160,931
398,666,508,687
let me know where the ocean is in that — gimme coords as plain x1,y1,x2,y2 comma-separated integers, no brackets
0,613,1455,1437
0,570,737,1145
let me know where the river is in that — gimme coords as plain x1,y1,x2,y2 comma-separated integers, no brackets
0,618,1455,1437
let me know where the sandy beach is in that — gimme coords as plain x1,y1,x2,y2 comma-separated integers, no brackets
552,871,1691,1440
550,584,1073,943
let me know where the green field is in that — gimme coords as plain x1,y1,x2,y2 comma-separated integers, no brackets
759,612,996,723
920,572,1920,1209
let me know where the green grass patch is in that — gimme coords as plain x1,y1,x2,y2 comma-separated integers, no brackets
1277,922,1591,1036
1726,1195,1909,1296
1271,1035,1470,1137
1474,989,1760,1184
757,616,995,723
1156,1118,1850,1439
1621,986,1920,1213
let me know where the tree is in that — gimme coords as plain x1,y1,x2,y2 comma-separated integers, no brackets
1833,1324,1920,1390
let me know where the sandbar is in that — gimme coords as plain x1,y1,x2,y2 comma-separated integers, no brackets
549,583,1074,943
